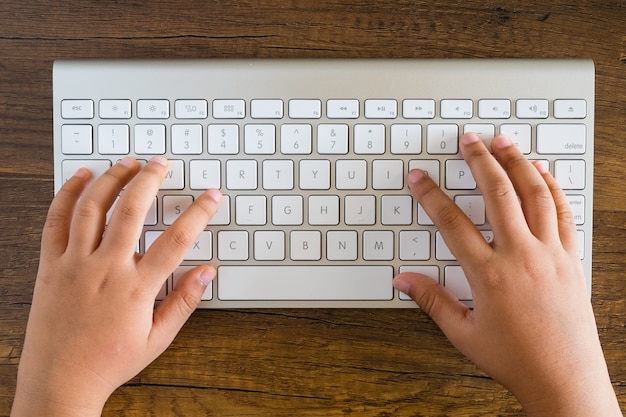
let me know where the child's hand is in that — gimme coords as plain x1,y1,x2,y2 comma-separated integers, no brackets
393,133,621,416
12,157,222,417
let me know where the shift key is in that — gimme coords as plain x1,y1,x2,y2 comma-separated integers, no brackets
537,124,586,154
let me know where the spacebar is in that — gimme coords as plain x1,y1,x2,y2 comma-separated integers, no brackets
217,266,394,301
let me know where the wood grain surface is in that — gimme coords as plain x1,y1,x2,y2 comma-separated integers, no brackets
1,1,625,415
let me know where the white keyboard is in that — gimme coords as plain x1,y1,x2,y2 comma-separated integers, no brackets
53,59,594,308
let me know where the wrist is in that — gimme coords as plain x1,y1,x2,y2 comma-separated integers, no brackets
516,356,621,417
11,356,112,417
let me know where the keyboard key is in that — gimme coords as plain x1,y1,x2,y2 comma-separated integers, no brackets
61,100,94,119
137,99,169,119
208,195,231,226
441,99,473,119
554,160,586,190
408,160,440,186
444,266,473,301
290,231,321,260
344,195,375,225
62,159,111,184
372,159,404,190
262,160,294,190
134,124,165,154
218,231,249,260
516,99,548,119
218,266,393,301
254,231,285,260
365,99,397,119
226,160,257,190
463,123,495,148
62,125,92,154
381,195,412,225
398,266,438,300
208,124,239,154
171,124,202,154
478,99,511,119
160,160,185,190
402,99,435,119
190,160,221,190
163,195,193,225
272,195,303,225
335,160,367,190
175,265,212,300
175,99,208,119
567,195,585,225
98,124,129,154
281,124,312,154
399,231,431,261
244,124,276,154
317,124,348,154
354,124,385,154
454,195,485,225
500,124,531,154
326,231,358,261
327,99,359,119
390,124,422,154
213,99,245,119
99,99,132,119
289,99,321,119
536,124,586,154
445,160,476,190
427,124,459,154
308,195,339,225
251,99,283,119
554,99,586,119
299,160,330,190
363,230,394,260
236,195,267,225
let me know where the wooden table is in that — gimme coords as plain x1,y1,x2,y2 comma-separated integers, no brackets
1,1,625,415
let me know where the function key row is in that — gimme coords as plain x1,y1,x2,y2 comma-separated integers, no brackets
61,98,587,121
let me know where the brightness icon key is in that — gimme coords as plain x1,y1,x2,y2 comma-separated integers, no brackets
99,100,132,119
137,99,170,119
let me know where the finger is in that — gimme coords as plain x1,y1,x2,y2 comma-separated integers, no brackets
407,169,491,265
40,168,92,259
66,158,139,255
101,156,169,256
149,267,215,354
459,133,533,244
535,162,580,256
489,134,560,243
393,273,471,345
139,189,222,284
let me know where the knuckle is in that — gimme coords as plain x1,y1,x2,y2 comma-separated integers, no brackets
167,227,195,252
433,204,466,232
116,200,144,223
75,198,103,220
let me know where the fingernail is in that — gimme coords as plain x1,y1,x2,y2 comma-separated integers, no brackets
199,269,216,287
393,277,411,294
408,169,423,185
206,188,222,203
492,135,514,150
73,167,90,178
533,160,549,175
149,155,168,167
117,157,136,169
461,132,480,145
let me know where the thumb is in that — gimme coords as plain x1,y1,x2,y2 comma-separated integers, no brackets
393,272,470,336
150,267,215,351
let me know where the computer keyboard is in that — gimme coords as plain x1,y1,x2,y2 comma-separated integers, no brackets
52,59,594,308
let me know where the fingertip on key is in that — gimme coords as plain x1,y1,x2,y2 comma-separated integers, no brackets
461,132,480,145
491,134,515,150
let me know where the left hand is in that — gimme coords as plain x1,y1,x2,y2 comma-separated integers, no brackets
12,156,222,416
